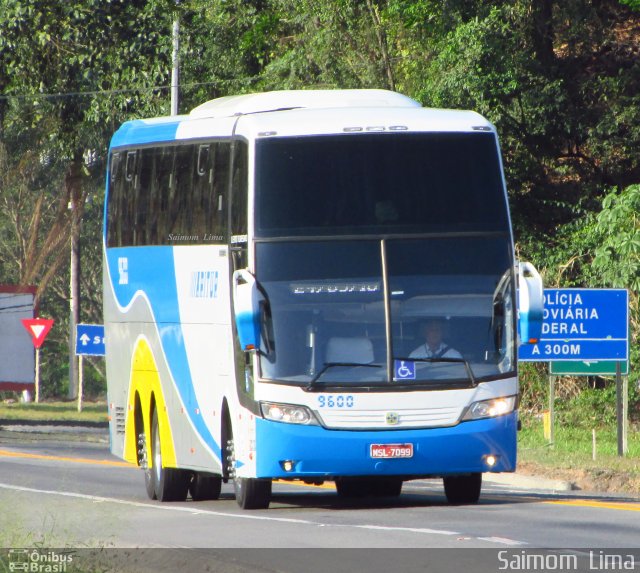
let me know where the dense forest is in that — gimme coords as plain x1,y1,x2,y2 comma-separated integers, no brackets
0,0,638,400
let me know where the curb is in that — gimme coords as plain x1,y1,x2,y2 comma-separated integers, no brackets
0,421,109,444
484,471,574,492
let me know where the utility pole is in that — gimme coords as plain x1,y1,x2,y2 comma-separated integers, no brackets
67,161,82,399
171,11,180,116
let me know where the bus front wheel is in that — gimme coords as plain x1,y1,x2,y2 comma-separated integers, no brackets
226,424,271,509
234,477,272,510
443,473,482,504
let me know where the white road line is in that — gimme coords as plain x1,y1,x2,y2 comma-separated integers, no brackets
0,481,534,546
357,524,460,536
477,536,528,546
0,482,458,538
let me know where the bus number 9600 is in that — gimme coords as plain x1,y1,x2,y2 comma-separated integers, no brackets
317,395,355,408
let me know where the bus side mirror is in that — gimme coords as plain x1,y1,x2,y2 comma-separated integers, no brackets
232,269,262,352
517,262,544,345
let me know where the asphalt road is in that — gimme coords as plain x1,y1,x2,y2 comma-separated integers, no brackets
0,435,639,572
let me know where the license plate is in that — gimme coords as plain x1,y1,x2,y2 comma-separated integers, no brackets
370,443,414,459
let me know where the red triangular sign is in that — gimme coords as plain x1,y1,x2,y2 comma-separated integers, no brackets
21,318,54,349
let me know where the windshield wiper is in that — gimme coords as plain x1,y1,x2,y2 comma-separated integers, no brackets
394,356,477,387
306,362,381,390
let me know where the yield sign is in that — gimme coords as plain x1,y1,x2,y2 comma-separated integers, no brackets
21,318,54,349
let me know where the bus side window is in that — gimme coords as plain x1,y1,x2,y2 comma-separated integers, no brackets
154,147,174,244
107,152,123,247
230,140,248,236
171,145,194,239
192,144,212,240
230,140,248,268
213,142,231,242
135,149,152,246
121,150,137,246
144,148,160,245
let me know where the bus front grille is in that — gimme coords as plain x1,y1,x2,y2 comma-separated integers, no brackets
316,406,462,430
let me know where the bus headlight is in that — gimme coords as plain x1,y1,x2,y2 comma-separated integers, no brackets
260,402,319,425
461,396,517,421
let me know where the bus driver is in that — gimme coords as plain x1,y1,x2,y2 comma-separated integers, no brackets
409,319,462,360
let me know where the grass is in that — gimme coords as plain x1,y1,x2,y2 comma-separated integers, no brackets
0,400,108,424
518,414,640,492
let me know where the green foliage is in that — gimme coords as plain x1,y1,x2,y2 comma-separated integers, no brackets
620,0,640,10
518,362,550,414
556,385,618,428
592,185,640,292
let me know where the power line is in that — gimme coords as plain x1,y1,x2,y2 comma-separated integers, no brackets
0,79,253,101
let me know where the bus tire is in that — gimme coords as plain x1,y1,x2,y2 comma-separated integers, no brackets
443,473,482,504
190,473,222,501
234,477,272,510
151,408,189,502
141,429,157,500
226,422,271,509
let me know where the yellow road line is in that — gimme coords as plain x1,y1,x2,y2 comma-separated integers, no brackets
274,479,336,490
0,449,133,468
544,499,640,512
277,480,640,511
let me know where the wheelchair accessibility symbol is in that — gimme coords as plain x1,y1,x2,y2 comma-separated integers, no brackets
394,360,416,380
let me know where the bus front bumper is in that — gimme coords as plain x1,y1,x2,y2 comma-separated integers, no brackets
254,412,517,479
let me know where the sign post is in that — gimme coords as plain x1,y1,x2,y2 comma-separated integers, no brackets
75,324,105,412
20,318,54,403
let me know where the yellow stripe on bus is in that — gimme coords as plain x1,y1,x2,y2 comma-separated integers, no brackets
123,337,177,468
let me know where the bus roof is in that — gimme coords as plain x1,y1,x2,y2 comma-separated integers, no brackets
110,90,495,149
189,89,420,118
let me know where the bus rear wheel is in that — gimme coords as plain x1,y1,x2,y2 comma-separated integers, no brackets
139,429,157,500
443,473,482,504
151,408,190,502
190,473,222,501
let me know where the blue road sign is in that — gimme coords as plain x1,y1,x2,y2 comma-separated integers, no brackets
519,289,628,362
75,324,105,356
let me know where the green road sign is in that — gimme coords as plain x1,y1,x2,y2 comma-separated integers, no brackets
550,360,629,376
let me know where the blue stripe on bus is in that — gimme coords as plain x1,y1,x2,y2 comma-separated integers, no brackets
106,247,222,461
254,413,517,478
109,118,182,149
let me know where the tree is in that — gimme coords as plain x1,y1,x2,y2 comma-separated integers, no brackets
0,0,178,397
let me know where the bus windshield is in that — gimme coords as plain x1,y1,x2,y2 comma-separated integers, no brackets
255,236,515,389
255,132,510,237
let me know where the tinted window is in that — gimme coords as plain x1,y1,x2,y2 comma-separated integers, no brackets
106,141,231,247
254,237,516,388
255,132,509,237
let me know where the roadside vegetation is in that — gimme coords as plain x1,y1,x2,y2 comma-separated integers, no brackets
518,363,640,493
0,400,107,425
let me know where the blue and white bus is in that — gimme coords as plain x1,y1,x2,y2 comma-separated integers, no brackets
103,89,543,509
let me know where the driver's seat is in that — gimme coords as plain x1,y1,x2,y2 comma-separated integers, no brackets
325,337,374,364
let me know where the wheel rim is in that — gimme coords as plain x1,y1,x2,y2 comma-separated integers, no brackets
153,421,162,483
